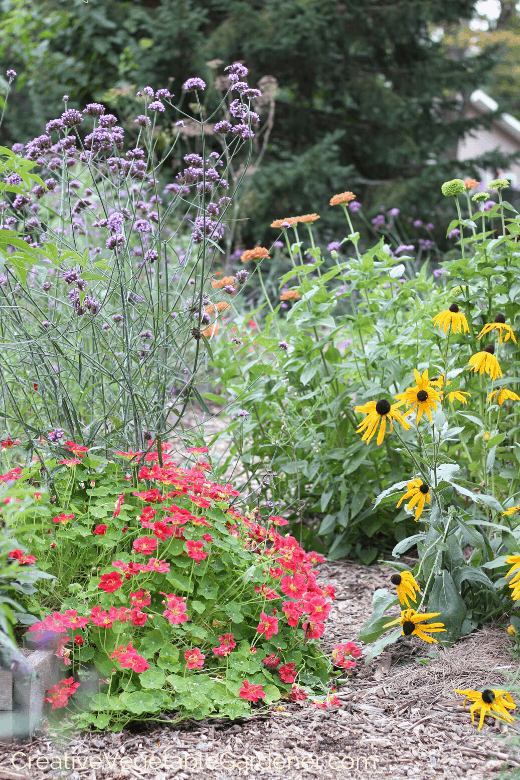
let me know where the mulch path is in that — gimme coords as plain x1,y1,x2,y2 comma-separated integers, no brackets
1,559,519,780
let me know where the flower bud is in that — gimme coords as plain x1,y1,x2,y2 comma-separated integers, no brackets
441,179,465,197
488,178,509,190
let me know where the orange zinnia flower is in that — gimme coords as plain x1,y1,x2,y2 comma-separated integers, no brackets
280,290,301,301
211,276,234,289
205,302,231,315
270,217,298,228
293,213,320,224
241,247,270,263
330,191,356,206
464,178,479,191
202,324,220,338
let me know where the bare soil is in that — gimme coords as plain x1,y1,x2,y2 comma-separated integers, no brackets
0,560,518,780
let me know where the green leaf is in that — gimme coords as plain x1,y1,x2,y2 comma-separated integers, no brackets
373,480,408,508
320,490,333,513
392,533,425,556
139,666,166,690
364,628,402,664
427,570,466,644
300,364,318,386
119,690,158,715
452,566,494,590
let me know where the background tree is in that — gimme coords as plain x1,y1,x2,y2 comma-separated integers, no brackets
0,0,517,246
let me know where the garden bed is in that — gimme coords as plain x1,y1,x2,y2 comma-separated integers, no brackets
1,559,518,780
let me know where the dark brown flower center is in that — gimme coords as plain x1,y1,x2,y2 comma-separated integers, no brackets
375,399,391,415
494,313,506,324
449,303,460,313
417,390,428,402
402,620,415,636
419,483,429,494
482,689,495,704
390,574,402,585
484,344,495,355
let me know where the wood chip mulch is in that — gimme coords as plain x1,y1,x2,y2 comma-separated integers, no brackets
0,559,519,780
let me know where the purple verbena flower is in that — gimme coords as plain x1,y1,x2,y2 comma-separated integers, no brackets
448,228,460,239
388,208,400,217
348,201,362,212
148,100,165,112
61,109,83,127
394,244,415,255
134,219,152,234
278,341,289,350
106,234,125,250
235,269,249,284
6,69,16,83
183,77,206,91
214,120,232,135
413,219,422,227
48,427,65,444
83,103,105,117
327,241,341,252
98,114,117,128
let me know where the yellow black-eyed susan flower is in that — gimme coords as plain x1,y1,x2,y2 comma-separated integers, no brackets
478,314,517,346
503,505,520,517
390,571,420,608
487,388,520,405
430,375,471,404
454,688,515,730
396,478,431,521
505,555,520,600
383,609,445,643
353,398,411,446
432,303,469,335
468,344,502,381
395,369,442,424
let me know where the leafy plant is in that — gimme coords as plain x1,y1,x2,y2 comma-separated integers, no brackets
2,443,357,727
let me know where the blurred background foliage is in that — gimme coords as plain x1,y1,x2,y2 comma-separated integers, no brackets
0,0,519,246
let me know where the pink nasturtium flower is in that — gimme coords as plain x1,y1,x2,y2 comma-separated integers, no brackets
185,647,205,669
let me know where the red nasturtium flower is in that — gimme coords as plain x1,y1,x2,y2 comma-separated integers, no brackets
160,592,189,624
185,647,205,669
59,458,81,467
74,636,84,645
133,536,158,555
257,612,278,641
280,574,308,599
44,677,80,709
53,513,75,525
290,685,307,701
185,539,208,560
130,589,151,607
93,524,107,536
98,571,123,593
130,607,148,627
278,663,297,684
0,438,20,449
90,606,120,628
110,642,149,673
262,653,280,670
113,493,125,517
64,441,89,457
8,549,36,565
239,680,266,702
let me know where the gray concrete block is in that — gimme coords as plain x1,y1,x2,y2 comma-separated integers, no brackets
0,669,12,711
0,648,61,743
12,648,60,738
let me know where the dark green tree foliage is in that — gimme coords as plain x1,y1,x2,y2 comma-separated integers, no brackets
0,0,517,240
